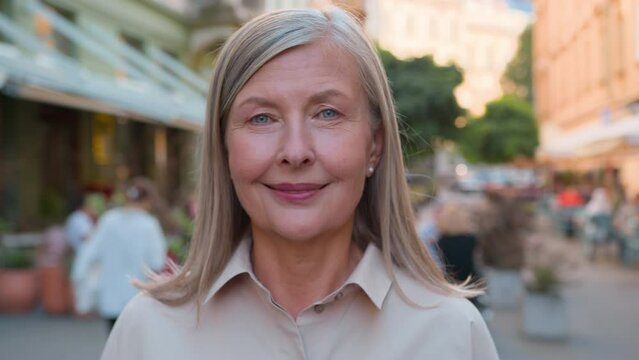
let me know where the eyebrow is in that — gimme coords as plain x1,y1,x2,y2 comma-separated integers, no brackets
307,89,350,104
236,89,350,109
236,96,277,109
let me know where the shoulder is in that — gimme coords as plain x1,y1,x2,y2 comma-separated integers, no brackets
67,211,88,225
383,270,498,358
116,291,192,328
134,211,161,227
102,292,197,359
99,209,122,224
388,269,488,332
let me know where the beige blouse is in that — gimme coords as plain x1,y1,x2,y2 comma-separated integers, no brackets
101,239,499,360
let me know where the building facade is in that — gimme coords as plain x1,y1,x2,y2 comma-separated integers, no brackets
260,0,365,17
366,0,529,115
534,0,639,197
0,0,236,229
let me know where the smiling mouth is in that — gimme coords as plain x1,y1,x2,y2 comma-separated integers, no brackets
266,183,328,191
265,183,328,202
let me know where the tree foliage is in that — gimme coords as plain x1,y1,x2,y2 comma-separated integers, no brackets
379,49,464,158
459,95,538,164
502,25,533,102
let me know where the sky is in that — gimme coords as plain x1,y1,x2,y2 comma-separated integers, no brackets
505,0,534,13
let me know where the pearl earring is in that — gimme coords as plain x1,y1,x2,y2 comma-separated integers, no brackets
368,166,375,174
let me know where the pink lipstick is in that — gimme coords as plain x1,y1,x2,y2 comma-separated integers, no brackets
266,183,326,203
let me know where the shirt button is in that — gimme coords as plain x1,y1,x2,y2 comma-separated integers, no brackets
334,292,344,301
313,304,325,314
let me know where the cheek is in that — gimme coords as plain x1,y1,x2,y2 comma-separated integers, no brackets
227,133,273,183
316,133,370,180
331,154,367,181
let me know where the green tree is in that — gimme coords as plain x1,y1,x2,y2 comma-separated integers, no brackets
379,49,464,159
502,25,533,102
459,95,538,164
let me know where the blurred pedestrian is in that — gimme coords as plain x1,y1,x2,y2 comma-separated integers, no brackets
555,185,585,208
583,187,612,217
65,193,106,316
101,8,497,360
554,186,585,237
72,177,166,333
64,193,105,253
581,187,614,259
436,202,484,309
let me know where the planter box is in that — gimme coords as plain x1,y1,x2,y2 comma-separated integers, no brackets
522,292,569,340
40,265,73,314
0,268,40,313
485,268,524,309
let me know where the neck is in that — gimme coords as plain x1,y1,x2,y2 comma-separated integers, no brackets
251,224,362,319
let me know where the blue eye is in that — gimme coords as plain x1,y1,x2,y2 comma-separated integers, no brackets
250,114,271,125
319,109,338,119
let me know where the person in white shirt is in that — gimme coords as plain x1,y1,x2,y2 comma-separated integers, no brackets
65,193,105,315
102,7,499,360
64,193,105,252
73,178,166,332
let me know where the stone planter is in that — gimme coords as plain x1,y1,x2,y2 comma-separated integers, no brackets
522,292,569,340
485,268,524,309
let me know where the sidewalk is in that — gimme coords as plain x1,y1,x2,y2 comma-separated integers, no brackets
489,262,639,360
0,312,105,360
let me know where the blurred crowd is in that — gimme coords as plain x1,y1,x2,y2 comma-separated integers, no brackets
38,177,195,332
548,184,639,265
417,180,639,315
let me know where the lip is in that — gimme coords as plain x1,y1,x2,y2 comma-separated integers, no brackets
265,182,327,203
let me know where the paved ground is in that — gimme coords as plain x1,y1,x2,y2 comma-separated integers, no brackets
0,312,105,360
1,261,638,360
490,261,639,360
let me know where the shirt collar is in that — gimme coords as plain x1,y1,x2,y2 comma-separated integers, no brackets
203,238,253,304
203,237,393,310
342,242,392,310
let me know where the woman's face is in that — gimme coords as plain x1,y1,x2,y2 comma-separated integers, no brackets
226,40,383,242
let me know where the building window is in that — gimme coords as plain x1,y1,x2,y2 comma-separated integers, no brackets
486,44,495,70
430,17,438,42
450,18,458,42
409,16,416,37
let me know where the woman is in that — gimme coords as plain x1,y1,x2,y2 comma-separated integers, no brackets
72,178,166,332
102,7,498,359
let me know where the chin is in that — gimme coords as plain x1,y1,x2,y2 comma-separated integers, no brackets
256,219,347,243
273,224,326,242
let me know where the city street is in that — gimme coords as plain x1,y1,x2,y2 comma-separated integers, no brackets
1,0,637,359
1,260,638,360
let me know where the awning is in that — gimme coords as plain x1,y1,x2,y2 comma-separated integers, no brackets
538,114,639,159
0,2,207,131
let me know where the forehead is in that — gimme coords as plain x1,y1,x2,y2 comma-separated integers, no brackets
232,40,363,103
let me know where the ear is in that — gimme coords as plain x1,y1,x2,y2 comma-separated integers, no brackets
368,127,384,168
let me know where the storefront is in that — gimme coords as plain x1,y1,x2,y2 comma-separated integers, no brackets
0,0,209,230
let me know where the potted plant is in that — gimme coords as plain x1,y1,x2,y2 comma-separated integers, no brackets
0,246,40,313
477,190,533,308
521,228,582,340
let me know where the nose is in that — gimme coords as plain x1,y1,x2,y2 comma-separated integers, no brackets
277,120,315,168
